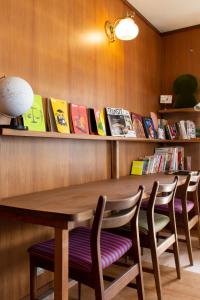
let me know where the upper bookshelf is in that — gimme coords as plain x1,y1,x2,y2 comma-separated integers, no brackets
1,128,200,143
158,108,200,114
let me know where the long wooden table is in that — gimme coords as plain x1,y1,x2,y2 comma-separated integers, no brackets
0,174,185,300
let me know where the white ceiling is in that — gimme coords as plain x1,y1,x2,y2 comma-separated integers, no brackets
128,0,200,32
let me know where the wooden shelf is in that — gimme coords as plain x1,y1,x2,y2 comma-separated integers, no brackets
1,128,200,143
158,108,199,114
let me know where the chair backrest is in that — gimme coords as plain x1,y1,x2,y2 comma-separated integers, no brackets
90,186,144,272
91,185,144,232
148,176,179,210
146,176,178,237
186,171,200,193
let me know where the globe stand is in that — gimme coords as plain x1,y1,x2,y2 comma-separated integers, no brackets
0,116,28,130
10,116,28,130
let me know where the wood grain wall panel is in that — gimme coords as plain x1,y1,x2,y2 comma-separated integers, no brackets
161,28,200,171
161,28,200,96
0,0,161,299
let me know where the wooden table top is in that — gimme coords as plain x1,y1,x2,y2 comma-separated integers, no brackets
0,174,185,228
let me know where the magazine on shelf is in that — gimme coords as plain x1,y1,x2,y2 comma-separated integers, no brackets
50,98,70,134
70,103,89,134
23,95,46,132
106,107,136,137
94,108,107,136
131,112,146,138
142,117,157,139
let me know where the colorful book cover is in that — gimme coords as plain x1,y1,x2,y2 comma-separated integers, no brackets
131,113,146,138
158,119,166,139
150,112,158,138
23,94,46,132
70,103,89,134
131,161,144,175
106,107,126,136
142,117,157,139
50,98,70,134
94,109,107,136
122,109,137,137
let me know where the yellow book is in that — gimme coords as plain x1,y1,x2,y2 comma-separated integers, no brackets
50,98,70,134
131,161,144,175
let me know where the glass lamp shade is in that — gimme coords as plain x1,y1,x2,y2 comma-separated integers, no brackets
115,17,139,41
0,76,34,117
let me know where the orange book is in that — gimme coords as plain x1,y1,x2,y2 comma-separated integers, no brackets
70,103,89,134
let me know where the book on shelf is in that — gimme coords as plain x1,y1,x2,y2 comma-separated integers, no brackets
158,119,167,139
48,98,70,134
87,108,98,135
131,161,144,175
23,95,46,132
142,117,157,139
94,109,107,136
196,128,200,138
131,112,146,138
70,103,89,134
106,107,136,137
150,112,158,136
122,109,136,137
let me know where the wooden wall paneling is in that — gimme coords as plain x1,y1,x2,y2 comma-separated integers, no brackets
161,28,200,172
0,0,162,298
161,28,200,96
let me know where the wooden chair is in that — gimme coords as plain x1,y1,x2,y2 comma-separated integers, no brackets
28,186,145,300
139,177,180,300
155,172,200,265
117,177,180,300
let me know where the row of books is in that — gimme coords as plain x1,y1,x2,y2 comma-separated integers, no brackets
22,95,198,141
158,119,197,140
131,147,184,175
22,95,154,137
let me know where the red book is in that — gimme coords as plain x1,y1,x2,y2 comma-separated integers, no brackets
70,103,89,134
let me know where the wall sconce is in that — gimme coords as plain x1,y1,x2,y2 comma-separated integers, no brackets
105,15,139,42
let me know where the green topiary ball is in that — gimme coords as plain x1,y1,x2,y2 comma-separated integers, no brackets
173,74,198,108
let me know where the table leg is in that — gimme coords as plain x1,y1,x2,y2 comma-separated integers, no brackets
54,228,68,300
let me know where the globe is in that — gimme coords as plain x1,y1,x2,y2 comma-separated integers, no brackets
0,76,34,117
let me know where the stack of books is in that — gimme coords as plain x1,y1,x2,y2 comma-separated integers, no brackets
131,146,184,175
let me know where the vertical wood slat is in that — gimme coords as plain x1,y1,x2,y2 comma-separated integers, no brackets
54,228,68,300
111,141,120,179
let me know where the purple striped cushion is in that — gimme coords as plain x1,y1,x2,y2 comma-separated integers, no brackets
155,198,194,214
28,227,132,273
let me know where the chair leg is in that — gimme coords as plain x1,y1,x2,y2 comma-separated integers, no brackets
135,271,145,300
78,282,81,300
197,217,200,248
184,226,193,266
95,287,104,300
150,241,162,300
172,237,181,278
30,257,37,300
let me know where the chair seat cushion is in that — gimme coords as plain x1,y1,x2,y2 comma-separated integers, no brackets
155,198,194,214
28,227,132,273
139,210,170,235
